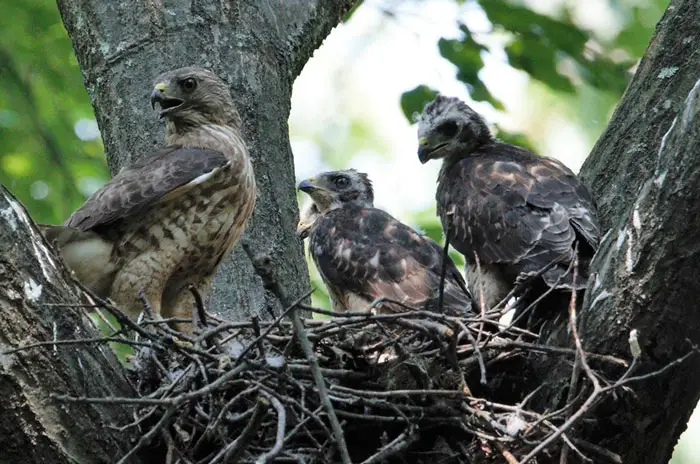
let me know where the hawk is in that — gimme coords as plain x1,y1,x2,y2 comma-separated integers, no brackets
416,95,600,323
297,169,472,315
41,67,256,332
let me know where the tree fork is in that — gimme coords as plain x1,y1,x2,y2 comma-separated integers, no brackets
0,187,147,463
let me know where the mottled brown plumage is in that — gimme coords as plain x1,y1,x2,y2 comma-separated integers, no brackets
298,170,472,315
417,95,600,318
41,67,256,332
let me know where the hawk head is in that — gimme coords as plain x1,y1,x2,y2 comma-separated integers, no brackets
297,169,374,213
150,66,242,131
416,94,491,163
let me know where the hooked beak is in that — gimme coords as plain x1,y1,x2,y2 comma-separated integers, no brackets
418,146,433,164
417,136,445,164
298,179,318,193
150,82,184,118
417,136,432,164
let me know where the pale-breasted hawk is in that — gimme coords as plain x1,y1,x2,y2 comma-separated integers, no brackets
41,67,256,332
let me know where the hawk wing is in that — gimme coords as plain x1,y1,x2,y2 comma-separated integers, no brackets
437,142,600,288
67,147,229,232
309,205,472,315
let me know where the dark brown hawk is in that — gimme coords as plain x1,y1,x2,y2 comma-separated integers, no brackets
416,95,600,321
297,169,472,315
41,67,256,332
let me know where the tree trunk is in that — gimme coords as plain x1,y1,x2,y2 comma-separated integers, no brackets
55,0,356,322
0,187,148,463
534,1,700,462
3,0,700,462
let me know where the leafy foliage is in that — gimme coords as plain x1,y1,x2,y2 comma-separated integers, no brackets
399,0,661,138
439,26,505,109
0,0,107,224
400,85,438,122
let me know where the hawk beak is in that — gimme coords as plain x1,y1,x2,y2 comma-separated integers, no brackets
417,137,432,164
150,82,184,118
418,137,444,164
298,179,317,193
418,144,433,164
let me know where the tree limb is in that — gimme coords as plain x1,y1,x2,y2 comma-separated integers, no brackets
0,186,147,463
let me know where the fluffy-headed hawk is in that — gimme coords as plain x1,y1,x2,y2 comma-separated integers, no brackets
297,169,472,315
416,95,600,320
41,67,256,332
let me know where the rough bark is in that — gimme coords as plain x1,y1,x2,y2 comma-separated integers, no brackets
534,1,700,462
0,187,147,464
55,0,356,322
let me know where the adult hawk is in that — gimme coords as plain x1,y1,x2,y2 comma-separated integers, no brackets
416,95,600,322
41,67,256,332
297,169,472,315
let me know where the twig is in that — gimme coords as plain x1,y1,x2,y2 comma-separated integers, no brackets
437,227,451,313
473,251,487,344
560,269,582,464
1,336,149,355
209,396,267,464
188,285,207,328
255,391,287,464
570,438,622,463
223,289,314,366
455,319,487,385
360,426,417,464
242,244,352,464
116,407,177,464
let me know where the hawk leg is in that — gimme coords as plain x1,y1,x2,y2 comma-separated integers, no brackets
110,251,170,323
162,276,213,334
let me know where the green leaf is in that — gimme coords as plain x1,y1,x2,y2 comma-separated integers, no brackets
438,32,505,110
478,0,587,55
505,37,575,93
342,1,364,23
574,56,633,94
478,0,597,94
400,85,438,122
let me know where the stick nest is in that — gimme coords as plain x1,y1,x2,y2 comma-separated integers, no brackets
42,247,670,464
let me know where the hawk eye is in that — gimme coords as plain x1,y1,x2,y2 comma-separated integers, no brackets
436,121,459,138
181,78,197,93
334,176,350,188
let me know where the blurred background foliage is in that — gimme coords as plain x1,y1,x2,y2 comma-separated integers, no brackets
2,0,696,461
0,0,106,224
